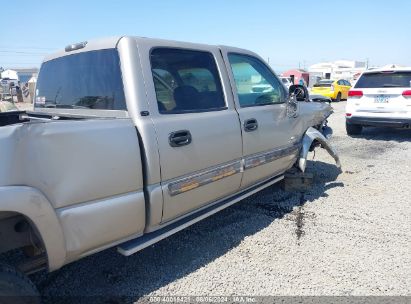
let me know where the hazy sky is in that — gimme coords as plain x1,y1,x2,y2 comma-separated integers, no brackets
1,0,410,72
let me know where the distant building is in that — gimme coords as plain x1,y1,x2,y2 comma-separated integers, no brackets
281,69,310,86
1,69,19,80
0,68,39,83
308,60,366,82
14,68,39,83
0,68,38,103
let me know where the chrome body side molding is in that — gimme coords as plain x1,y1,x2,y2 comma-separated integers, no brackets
167,142,301,197
244,143,301,170
168,161,242,196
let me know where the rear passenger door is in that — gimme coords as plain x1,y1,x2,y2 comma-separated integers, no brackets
138,42,243,223
221,48,301,188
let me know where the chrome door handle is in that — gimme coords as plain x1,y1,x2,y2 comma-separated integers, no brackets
244,118,258,132
169,130,192,147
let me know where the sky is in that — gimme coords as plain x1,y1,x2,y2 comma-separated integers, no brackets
1,0,410,72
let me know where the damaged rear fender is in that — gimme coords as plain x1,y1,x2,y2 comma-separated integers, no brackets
298,127,341,172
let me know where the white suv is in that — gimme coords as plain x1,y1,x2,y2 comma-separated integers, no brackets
345,67,411,135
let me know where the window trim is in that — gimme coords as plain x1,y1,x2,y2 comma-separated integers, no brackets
149,47,228,115
158,106,228,115
227,52,287,108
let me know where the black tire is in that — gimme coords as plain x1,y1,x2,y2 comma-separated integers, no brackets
346,123,362,136
0,263,40,304
335,92,342,102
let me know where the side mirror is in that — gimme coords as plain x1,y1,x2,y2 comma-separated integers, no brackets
289,85,309,102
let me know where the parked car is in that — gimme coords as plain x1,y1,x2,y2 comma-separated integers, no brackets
311,79,351,102
279,76,293,89
0,101,18,112
345,67,411,135
0,93,13,103
0,36,340,299
0,78,19,87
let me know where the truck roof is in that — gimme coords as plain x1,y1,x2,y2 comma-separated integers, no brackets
43,36,246,62
363,67,411,73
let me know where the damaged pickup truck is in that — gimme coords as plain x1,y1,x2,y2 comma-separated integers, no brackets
0,36,340,298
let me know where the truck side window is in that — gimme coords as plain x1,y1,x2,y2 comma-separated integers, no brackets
150,48,226,114
228,53,286,107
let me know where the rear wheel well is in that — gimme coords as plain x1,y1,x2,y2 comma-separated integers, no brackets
0,212,47,275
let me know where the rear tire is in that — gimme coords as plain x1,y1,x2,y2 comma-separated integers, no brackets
335,92,342,102
346,123,362,136
0,263,40,303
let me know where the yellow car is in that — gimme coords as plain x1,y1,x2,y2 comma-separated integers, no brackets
311,79,351,102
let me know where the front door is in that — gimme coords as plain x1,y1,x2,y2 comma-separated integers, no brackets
139,43,243,222
221,48,300,188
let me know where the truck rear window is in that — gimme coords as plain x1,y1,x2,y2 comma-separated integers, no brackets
355,71,411,88
35,49,126,110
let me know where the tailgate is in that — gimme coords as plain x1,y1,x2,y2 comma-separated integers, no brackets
355,88,411,116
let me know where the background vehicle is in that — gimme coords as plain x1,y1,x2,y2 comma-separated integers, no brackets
0,78,19,87
311,79,351,102
345,67,411,135
0,101,18,112
0,36,340,299
279,76,292,89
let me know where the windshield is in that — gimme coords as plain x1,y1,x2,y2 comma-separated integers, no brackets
314,80,333,87
355,71,411,88
35,49,126,110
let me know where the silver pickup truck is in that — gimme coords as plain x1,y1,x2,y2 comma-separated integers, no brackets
0,36,340,298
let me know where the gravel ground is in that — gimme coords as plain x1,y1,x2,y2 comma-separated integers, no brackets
16,102,411,300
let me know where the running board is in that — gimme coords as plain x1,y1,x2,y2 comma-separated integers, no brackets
118,175,283,256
